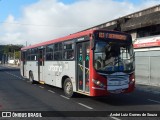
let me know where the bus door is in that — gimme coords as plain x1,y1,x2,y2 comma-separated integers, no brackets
38,49,45,83
76,41,90,93
22,51,26,77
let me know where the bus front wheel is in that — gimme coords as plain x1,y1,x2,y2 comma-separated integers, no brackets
63,78,74,98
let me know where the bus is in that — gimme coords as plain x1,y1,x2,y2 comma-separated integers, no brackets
20,29,135,97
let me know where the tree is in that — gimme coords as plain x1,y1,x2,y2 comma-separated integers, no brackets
3,44,23,60
15,51,20,59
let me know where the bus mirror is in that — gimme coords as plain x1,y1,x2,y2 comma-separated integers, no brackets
133,52,135,58
91,46,95,50
91,40,95,50
102,52,106,60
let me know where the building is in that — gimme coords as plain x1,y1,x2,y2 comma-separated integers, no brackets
85,5,160,40
85,5,160,86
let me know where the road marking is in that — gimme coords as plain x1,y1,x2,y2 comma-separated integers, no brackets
144,90,151,92
148,99,160,104
110,117,121,120
39,86,44,88
5,72,23,80
60,95,70,100
78,103,93,110
153,91,160,94
48,90,55,93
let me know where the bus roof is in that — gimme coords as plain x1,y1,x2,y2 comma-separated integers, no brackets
21,29,95,51
21,29,131,51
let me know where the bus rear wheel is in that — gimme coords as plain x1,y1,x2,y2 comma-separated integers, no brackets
63,78,74,98
29,71,36,84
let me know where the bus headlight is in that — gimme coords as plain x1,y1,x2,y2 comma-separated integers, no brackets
92,79,105,88
130,78,135,84
129,73,135,84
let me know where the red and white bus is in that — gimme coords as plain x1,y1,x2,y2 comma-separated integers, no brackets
20,29,135,97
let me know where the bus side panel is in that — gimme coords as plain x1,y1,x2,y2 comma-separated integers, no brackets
34,61,39,81
58,61,76,91
44,61,56,85
20,62,26,77
44,61,76,91
26,61,39,81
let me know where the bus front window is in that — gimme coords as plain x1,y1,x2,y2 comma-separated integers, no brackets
94,41,134,73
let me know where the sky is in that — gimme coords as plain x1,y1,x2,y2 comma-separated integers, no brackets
0,0,160,46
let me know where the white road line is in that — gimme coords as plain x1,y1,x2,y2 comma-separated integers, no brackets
4,72,27,82
153,91,160,94
39,86,44,88
6,72,23,80
60,95,70,100
144,90,151,92
110,117,121,120
78,103,93,110
140,89,160,93
148,99,160,104
48,90,55,93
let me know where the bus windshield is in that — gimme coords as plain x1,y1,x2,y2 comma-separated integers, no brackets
94,40,134,73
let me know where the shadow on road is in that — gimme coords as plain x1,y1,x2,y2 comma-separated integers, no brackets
1,64,159,108
37,81,160,107
91,91,160,107
0,68,20,72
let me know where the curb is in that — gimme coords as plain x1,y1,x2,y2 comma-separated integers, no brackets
1,64,20,69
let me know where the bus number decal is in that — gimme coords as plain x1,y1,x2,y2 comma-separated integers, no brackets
48,65,63,72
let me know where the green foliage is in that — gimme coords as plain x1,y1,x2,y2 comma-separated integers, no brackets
3,44,24,59
15,51,20,59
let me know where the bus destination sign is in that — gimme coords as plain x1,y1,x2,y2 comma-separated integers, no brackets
98,32,127,40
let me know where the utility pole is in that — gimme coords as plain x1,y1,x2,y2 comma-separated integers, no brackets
26,41,27,47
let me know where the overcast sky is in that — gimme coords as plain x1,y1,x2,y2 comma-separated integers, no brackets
0,0,160,46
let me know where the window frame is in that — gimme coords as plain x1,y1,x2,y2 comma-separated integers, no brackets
63,40,75,61
30,48,38,61
46,44,54,61
53,42,63,61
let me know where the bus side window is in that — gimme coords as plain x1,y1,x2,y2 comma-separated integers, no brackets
64,50,74,60
30,48,38,61
27,49,31,61
53,43,62,60
46,45,53,60
21,51,26,64
63,40,74,60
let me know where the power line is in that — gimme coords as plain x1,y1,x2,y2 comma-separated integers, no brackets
0,21,86,28
0,21,56,27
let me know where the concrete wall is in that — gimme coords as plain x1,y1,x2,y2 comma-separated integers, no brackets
135,49,160,86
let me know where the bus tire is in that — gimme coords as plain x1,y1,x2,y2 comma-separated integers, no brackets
29,71,36,84
63,78,74,98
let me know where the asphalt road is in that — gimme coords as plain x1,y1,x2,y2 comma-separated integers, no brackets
0,65,160,120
